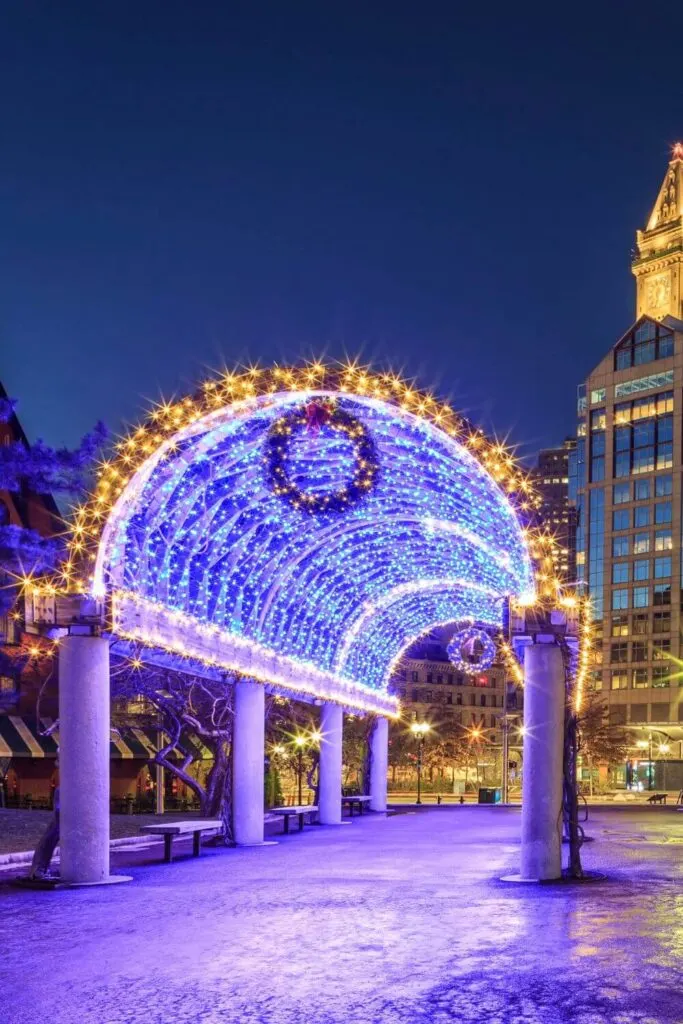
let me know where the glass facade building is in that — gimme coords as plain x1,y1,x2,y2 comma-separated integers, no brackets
574,314,683,740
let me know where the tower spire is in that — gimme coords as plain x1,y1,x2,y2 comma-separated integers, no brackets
632,145,683,320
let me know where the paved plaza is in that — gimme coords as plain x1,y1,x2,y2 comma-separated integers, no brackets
1,806,683,1024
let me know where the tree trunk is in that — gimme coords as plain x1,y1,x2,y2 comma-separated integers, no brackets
201,742,229,817
155,755,205,804
29,788,60,879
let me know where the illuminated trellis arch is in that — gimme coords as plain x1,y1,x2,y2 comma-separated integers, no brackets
65,363,537,716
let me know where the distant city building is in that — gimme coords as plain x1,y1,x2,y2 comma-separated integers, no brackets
574,145,683,785
390,625,521,782
531,438,577,582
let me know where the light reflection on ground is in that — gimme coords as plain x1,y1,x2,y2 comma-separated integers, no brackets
1,806,682,1023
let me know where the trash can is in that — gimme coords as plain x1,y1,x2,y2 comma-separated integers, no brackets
478,787,502,804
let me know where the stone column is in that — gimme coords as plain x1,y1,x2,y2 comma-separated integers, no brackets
318,703,343,824
232,679,265,845
59,633,111,884
369,716,389,812
520,641,565,881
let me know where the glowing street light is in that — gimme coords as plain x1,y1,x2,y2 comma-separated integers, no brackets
410,721,431,805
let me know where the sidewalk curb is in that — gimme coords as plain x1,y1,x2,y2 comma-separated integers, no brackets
0,834,160,868
0,816,284,867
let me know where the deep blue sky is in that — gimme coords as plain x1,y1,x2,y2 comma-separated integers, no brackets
1,3,681,457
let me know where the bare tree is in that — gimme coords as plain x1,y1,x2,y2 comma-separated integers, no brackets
577,688,631,794
110,654,235,838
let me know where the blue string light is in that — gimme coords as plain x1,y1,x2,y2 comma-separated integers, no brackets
88,381,534,705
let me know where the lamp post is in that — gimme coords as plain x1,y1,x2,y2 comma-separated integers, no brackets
410,722,430,804
499,714,523,804
294,735,307,805
291,730,322,806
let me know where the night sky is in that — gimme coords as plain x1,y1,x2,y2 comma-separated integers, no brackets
2,3,682,458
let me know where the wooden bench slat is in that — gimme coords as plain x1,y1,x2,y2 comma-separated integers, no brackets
141,820,221,836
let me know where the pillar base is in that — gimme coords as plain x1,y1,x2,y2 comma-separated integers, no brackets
233,841,279,848
14,874,132,891
500,873,562,884
500,871,606,885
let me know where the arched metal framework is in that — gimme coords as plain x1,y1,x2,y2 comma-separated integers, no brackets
69,365,536,715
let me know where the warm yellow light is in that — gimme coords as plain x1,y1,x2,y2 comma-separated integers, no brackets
310,730,322,743
293,735,307,747
636,740,649,750
659,743,670,754
410,721,430,736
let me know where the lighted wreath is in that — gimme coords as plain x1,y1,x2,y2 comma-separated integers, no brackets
447,626,497,674
264,398,379,513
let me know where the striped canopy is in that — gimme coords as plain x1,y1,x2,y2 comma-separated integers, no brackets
0,716,211,761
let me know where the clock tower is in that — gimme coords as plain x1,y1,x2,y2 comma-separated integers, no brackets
633,143,683,320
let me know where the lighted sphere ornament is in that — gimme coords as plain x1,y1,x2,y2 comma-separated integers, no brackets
447,627,497,675
265,397,379,514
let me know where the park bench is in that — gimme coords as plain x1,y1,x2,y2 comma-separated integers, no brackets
646,793,667,805
342,795,372,816
140,819,222,863
271,805,319,834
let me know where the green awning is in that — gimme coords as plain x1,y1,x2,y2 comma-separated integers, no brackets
0,716,213,761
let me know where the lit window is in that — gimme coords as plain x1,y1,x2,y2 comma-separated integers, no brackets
614,370,674,398
611,615,629,637
591,409,606,431
633,533,650,554
611,671,628,690
591,388,606,404
655,529,672,551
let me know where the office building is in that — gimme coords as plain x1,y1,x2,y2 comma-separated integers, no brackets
575,145,683,782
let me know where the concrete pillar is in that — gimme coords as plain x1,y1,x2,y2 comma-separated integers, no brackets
369,716,389,812
318,703,343,824
520,642,565,881
232,679,265,845
59,633,111,884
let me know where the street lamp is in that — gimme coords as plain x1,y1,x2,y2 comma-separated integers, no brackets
410,721,430,805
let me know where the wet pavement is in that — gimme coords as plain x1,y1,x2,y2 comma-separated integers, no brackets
1,806,683,1024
